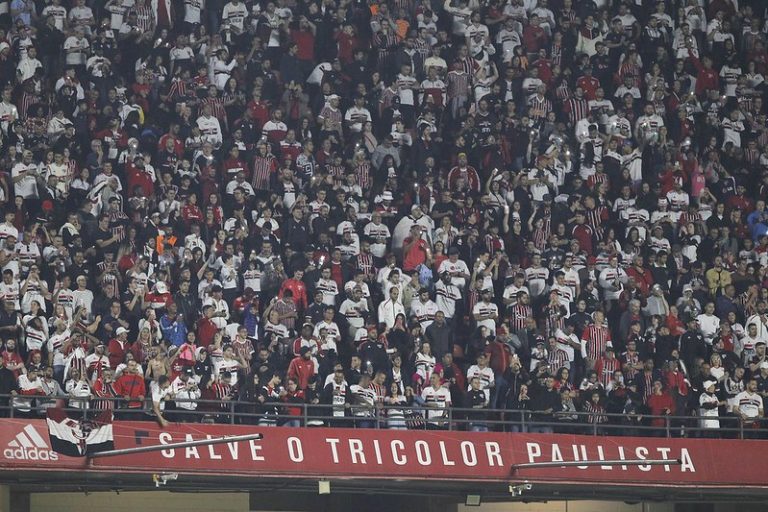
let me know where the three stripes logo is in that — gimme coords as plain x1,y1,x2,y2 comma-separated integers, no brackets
4,424,59,461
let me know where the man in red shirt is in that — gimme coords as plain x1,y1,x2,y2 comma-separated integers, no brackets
125,154,156,198
687,46,719,97
403,224,432,271
196,305,219,348
107,327,130,369
287,346,316,390
280,268,308,312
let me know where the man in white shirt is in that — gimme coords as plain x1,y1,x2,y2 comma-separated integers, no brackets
732,379,764,430
466,353,495,402
151,375,174,427
343,95,372,133
421,373,452,428
437,246,471,289
364,212,391,259
0,88,19,135
598,256,628,302
202,285,230,329
12,150,39,200
472,289,498,333
17,46,42,83
172,368,202,414
196,103,223,146
63,27,90,67
314,306,341,345
339,287,369,338
410,288,438,331
378,286,405,330
315,267,339,306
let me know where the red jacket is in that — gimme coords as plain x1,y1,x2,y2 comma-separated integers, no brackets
688,49,719,96
647,392,675,427
113,373,146,409
196,317,218,348
107,338,127,369
280,278,308,311
484,341,511,375
287,356,316,390
125,162,155,197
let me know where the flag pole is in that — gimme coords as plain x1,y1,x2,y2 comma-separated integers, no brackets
87,433,264,459
511,459,681,471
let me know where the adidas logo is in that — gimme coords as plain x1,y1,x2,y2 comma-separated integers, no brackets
4,425,59,461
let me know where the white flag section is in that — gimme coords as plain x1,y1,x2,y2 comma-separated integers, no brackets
46,408,114,457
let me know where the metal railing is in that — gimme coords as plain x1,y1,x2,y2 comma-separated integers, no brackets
4,394,767,439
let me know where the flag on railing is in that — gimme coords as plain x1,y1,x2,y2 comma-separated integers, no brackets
45,408,114,457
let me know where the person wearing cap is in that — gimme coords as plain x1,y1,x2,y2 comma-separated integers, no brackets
84,341,110,381
171,367,201,419
107,326,130,369
437,245,470,289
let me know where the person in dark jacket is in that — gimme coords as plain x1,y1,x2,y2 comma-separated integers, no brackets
529,373,561,433
467,376,489,431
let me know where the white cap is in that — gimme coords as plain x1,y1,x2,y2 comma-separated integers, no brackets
703,380,717,390
155,281,168,294
382,191,394,201
116,327,129,336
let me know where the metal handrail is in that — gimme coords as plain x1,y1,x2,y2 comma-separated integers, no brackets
2,394,765,439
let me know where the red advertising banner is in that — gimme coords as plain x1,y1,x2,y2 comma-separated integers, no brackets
0,419,764,488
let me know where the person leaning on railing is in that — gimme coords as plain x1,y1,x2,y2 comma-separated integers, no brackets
733,379,765,439
113,359,147,420
528,373,560,434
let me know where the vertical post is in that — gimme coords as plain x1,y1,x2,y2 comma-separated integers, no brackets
665,416,671,438
230,399,236,425
302,403,307,427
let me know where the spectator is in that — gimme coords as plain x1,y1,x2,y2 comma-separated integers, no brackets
0,0,763,440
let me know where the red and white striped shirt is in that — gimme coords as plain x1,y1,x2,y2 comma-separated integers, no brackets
251,154,277,191
446,70,471,99
508,303,532,331
583,323,612,360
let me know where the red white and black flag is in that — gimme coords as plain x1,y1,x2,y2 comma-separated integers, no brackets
46,408,114,457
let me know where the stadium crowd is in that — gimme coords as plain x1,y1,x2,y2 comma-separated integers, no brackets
0,0,765,435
